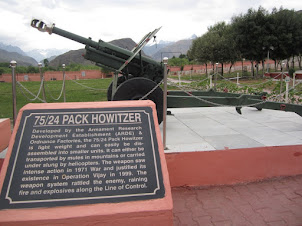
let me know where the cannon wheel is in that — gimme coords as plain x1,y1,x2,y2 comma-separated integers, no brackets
107,76,127,101
112,77,163,124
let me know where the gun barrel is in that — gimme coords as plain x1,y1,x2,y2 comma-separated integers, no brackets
31,19,162,78
52,27,99,49
31,19,99,49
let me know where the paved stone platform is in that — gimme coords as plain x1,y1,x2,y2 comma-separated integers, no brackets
172,175,302,226
161,107,302,152
163,107,302,225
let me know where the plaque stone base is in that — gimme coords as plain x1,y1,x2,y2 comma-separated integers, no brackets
0,118,11,170
0,118,11,152
0,101,173,225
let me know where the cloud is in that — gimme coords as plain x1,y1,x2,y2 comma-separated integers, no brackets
0,0,301,51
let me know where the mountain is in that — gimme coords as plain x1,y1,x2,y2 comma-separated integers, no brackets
0,43,27,56
49,49,92,67
45,55,57,62
27,48,69,62
0,49,38,66
189,34,198,40
110,38,138,51
49,38,145,68
142,35,197,61
151,39,195,61
0,42,68,65
143,40,174,57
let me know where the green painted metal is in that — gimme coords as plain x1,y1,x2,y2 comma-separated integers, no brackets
167,90,262,107
30,19,164,84
239,99,302,117
167,95,251,108
167,90,302,117
168,89,265,99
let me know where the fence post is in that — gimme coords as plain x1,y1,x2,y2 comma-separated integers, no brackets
10,60,17,126
214,63,218,90
163,57,168,150
293,72,296,89
38,63,46,102
280,62,285,95
62,64,66,102
285,76,290,103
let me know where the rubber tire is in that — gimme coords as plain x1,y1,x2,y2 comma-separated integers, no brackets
112,77,163,124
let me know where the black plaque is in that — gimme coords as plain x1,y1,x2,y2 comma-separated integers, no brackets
0,107,165,209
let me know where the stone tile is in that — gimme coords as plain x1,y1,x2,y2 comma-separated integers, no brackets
165,114,180,123
240,112,286,124
193,216,213,226
173,176,302,226
163,107,302,152
178,117,223,128
256,208,285,222
223,118,263,129
213,220,233,226
160,120,188,130
287,115,302,124
192,107,227,114
165,142,216,153
203,134,263,150
205,208,230,222
173,215,181,226
176,212,199,226
206,112,244,123
173,112,205,120
285,130,302,139
263,121,302,132
266,220,287,226
164,129,204,145
279,211,302,226
160,122,204,146
279,187,302,199
191,125,239,137
169,108,199,114
233,126,302,146
266,109,301,118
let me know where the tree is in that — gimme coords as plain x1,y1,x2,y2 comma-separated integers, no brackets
189,6,302,75
43,59,49,67
270,8,302,69
231,7,272,77
188,22,239,76
168,57,189,67
188,35,211,75
27,66,39,73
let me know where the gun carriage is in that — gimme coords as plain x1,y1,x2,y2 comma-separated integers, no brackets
31,19,302,123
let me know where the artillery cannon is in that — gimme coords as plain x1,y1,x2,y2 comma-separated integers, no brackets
31,19,164,123
31,19,302,122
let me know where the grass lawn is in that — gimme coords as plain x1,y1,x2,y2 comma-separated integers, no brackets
0,78,112,119
1,75,301,120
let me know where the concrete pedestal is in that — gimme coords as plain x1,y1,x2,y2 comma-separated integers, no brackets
0,101,173,225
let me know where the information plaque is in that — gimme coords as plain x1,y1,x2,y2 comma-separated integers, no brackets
0,107,165,209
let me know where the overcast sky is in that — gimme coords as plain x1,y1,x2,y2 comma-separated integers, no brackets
0,0,301,51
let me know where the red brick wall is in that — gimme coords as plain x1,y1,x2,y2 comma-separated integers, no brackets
0,70,113,83
167,60,278,75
